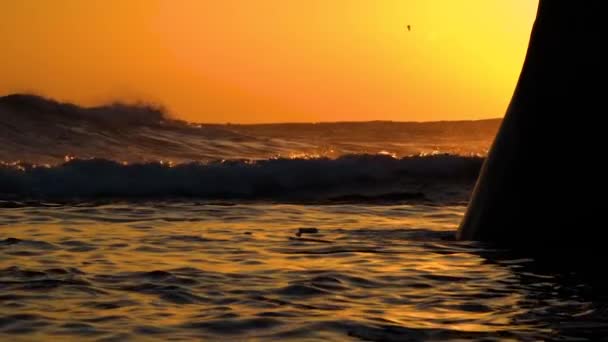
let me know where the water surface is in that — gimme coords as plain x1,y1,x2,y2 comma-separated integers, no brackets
2,203,606,341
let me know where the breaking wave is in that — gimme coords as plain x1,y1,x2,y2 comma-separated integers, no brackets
0,93,497,203
0,154,482,203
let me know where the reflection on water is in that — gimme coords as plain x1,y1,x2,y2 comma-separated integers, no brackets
1,203,607,341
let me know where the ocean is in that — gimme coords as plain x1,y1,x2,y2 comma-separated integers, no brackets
1,94,607,341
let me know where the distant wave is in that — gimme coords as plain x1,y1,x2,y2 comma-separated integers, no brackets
0,154,482,203
0,93,168,125
0,94,282,164
0,94,499,164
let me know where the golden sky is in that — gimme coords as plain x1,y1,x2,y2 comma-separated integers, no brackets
0,1,538,123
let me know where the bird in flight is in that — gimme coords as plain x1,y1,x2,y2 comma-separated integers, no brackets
407,25,411,32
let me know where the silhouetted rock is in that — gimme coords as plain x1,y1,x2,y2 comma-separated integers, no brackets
458,1,605,257
295,228,319,237
1,237,21,246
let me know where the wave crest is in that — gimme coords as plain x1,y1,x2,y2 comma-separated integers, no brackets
0,93,168,126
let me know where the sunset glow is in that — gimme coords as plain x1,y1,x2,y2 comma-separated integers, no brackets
5,2,604,340
0,1,538,123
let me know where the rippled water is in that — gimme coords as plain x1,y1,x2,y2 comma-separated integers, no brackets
2,203,608,341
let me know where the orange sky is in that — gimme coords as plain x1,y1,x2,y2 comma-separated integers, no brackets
0,1,538,123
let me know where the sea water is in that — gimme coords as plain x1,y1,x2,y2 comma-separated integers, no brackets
2,95,607,341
